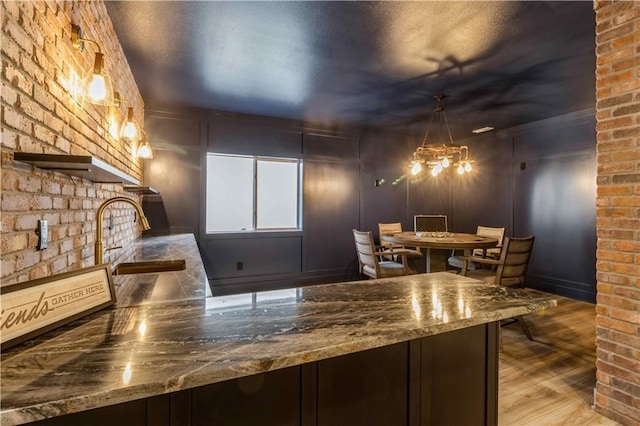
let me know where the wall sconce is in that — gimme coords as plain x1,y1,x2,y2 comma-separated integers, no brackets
135,131,154,160
114,92,141,142
121,106,141,141
71,25,114,106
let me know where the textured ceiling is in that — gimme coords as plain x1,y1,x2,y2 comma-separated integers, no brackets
105,1,595,133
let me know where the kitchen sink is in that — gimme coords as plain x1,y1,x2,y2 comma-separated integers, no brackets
112,259,186,275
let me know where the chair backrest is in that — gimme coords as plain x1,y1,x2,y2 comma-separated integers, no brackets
473,226,506,257
353,229,379,274
414,215,448,232
378,222,403,236
493,236,535,287
378,222,402,248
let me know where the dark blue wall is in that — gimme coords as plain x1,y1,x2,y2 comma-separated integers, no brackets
144,107,596,302
453,110,597,302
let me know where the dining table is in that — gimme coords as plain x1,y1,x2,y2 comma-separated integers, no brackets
380,231,499,273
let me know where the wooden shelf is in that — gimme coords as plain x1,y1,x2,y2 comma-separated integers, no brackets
123,186,159,195
13,153,139,186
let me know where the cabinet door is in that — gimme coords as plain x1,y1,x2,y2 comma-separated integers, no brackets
190,366,301,426
317,342,409,426
422,323,498,426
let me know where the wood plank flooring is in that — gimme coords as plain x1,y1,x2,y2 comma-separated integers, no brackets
499,294,619,425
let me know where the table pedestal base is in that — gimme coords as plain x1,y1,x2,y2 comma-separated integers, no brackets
419,249,449,273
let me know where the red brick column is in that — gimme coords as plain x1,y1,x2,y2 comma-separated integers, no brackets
594,1,640,424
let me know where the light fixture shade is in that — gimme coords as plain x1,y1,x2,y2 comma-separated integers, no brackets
136,138,153,159
83,53,114,106
85,73,113,105
132,131,153,160
120,107,141,141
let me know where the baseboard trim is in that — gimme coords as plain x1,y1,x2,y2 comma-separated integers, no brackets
527,273,596,303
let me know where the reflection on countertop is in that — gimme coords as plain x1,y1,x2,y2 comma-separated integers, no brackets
0,235,556,425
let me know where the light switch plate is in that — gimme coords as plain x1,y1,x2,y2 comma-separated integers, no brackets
37,219,48,250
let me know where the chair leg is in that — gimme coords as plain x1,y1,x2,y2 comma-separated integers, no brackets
516,315,534,341
407,258,419,275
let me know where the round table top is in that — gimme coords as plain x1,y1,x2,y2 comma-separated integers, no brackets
380,232,498,250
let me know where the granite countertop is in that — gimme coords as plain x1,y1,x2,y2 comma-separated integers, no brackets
0,234,556,425
110,233,211,306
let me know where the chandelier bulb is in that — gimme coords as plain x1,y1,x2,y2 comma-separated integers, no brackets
457,164,464,175
442,157,450,168
431,168,438,177
434,163,443,173
411,162,422,175
464,162,472,173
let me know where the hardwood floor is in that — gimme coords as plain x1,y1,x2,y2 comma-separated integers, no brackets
499,294,619,425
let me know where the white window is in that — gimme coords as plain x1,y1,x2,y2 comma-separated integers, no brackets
206,153,302,232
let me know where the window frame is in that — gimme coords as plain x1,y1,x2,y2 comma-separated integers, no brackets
206,153,303,234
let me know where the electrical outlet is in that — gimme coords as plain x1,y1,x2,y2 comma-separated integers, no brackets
237,261,244,271
37,220,48,250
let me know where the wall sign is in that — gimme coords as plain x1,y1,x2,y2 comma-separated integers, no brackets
1,264,116,350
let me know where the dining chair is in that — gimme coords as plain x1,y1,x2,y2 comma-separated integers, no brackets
378,222,423,259
353,229,412,279
414,215,448,233
448,226,505,270
460,236,536,341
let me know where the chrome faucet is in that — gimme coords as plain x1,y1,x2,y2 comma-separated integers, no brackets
95,197,151,265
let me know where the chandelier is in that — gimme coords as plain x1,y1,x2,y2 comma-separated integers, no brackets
409,95,474,177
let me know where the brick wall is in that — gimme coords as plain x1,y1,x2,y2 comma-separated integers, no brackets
1,1,146,285
594,1,640,425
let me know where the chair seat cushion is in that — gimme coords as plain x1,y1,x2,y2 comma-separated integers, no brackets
378,261,406,269
448,256,476,271
363,262,406,279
